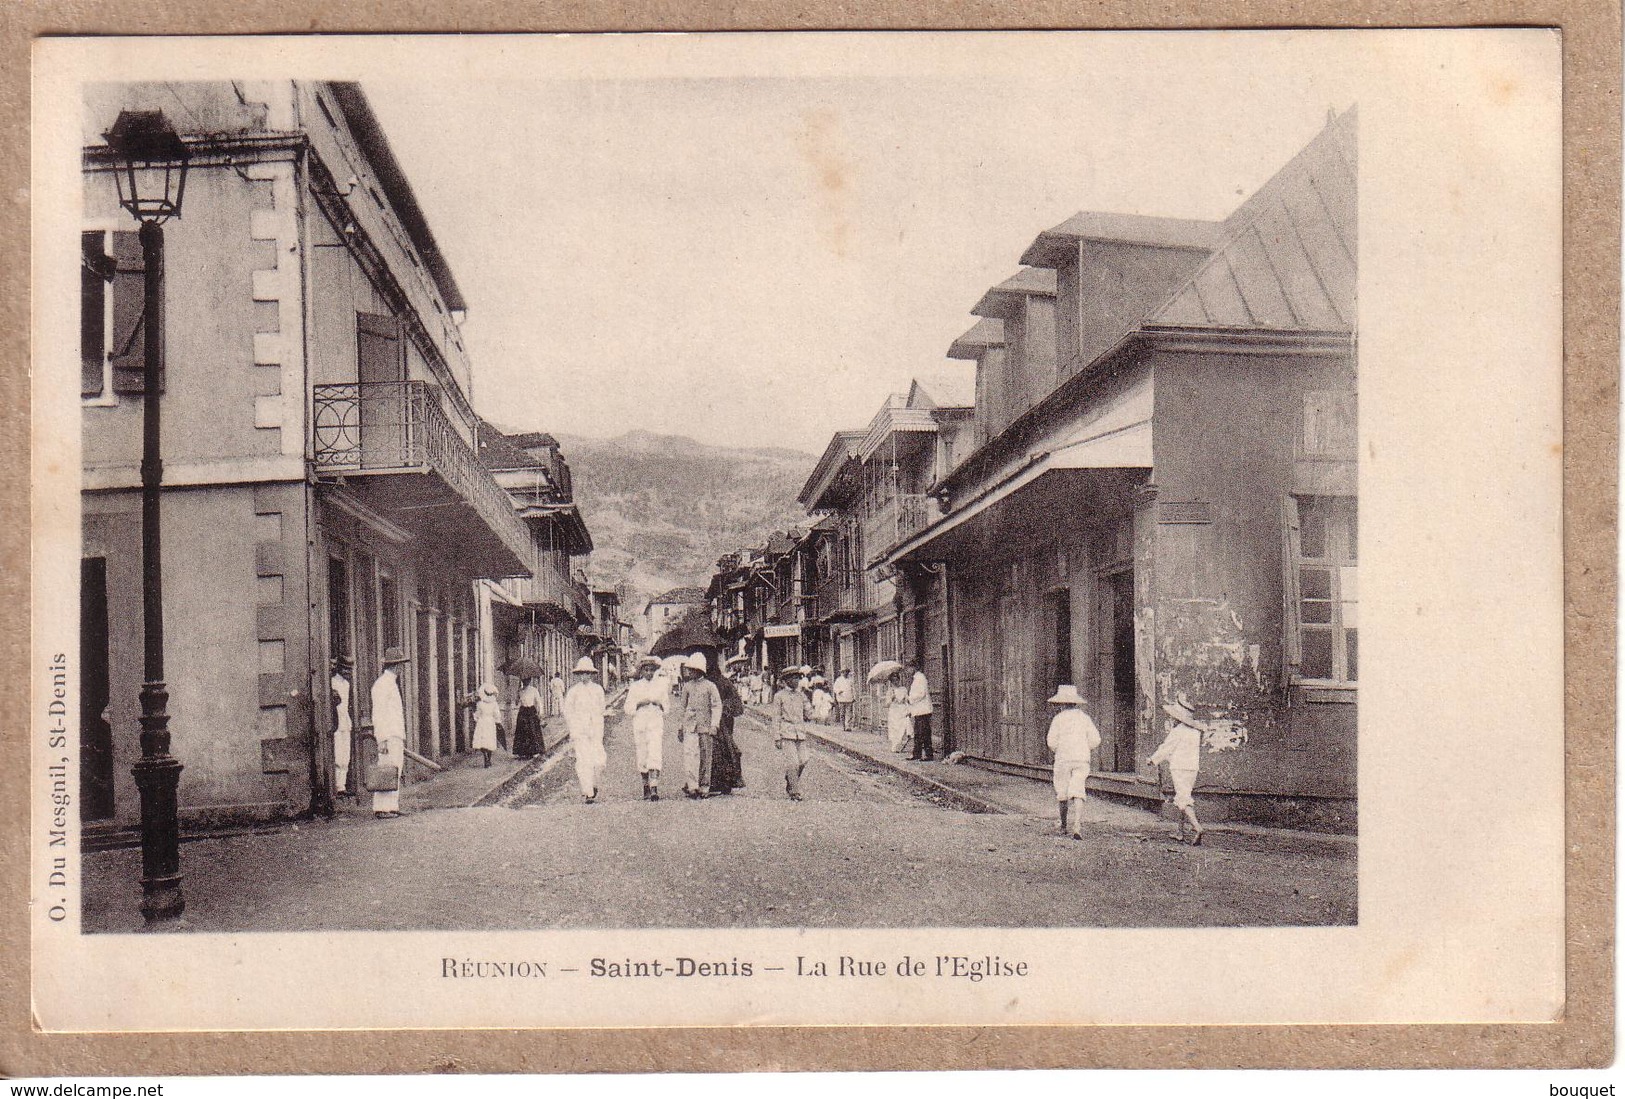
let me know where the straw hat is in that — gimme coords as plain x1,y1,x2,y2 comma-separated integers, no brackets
479,683,497,698
780,668,804,682
572,657,597,674
1162,700,1203,728
1047,685,1084,705
637,654,663,669
381,646,409,666
683,653,709,673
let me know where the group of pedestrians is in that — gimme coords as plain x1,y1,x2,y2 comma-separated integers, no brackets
337,643,1212,844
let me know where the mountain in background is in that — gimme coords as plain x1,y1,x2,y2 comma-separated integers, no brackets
513,428,816,641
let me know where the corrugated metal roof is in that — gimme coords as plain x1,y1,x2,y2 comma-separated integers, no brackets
947,317,1005,359
1153,107,1356,332
1020,210,1222,267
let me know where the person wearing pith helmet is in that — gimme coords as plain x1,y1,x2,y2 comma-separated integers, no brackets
1045,685,1101,840
678,652,721,798
624,654,669,801
564,657,608,803
773,667,812,800
369,647,410,818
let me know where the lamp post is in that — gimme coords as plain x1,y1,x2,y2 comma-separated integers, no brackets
103,110,190,924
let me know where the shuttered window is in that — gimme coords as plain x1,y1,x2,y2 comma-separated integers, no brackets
1283,495,1358,687
83,229,163,398
81,232,115,397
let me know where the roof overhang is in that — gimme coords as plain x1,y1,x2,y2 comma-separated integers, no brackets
799,431,866,509
856,405,938,463
1019,211,1222,268
326,82,467,314
877,426,1153,572
947,317,1006,360
518,502,593,556
971,268,1056,318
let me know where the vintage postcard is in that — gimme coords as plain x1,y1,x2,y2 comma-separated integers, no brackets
27,29,1566,1038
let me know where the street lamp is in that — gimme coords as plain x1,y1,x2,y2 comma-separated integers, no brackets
103,109,190,925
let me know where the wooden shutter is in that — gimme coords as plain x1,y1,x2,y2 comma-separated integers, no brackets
108,231,160,395
81,232,114,397
1281,496,1302,687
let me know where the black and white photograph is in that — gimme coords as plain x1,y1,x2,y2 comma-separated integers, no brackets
28,31,1563,1033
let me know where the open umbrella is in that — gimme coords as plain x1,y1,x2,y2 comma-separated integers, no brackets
502,656,544,680
648,614,724,657
867,659,904,683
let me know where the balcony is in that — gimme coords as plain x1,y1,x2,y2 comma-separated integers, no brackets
814,569,867,623
507,561,592,625
863,493,940,569
313,381,536,579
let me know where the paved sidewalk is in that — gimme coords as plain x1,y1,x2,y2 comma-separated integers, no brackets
760,705,1356,859
338,715,573,817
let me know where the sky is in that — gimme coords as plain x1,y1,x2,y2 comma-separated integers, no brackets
362,37,1355,454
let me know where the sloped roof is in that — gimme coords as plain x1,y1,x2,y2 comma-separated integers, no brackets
1020,210,1223,267
947,317,1005,360
507,431,560,451
476,420,548,470
972,267,1057,317
1152,107,1356,332
648,586,707,607
798,430,866,510
910,371,976,410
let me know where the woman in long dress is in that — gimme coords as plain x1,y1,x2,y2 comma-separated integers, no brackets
708,656,746,795
886,671,912,753
471,682,502,768
511,676,544,758
810,678,834,723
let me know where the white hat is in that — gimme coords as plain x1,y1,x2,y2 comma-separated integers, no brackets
1163,700,1203,728
1047,685,1085,705
683,653,709,673
572,657,597,674
636,654,663,669
479,682,498,698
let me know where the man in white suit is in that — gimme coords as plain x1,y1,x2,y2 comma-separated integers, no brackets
369,647,410,818
564,657,608,803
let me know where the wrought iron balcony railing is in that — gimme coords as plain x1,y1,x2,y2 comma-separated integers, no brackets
312,380,537,578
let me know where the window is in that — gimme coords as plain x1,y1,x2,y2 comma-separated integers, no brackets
81,229,161,400
1284,495,1357,686
1303,391,1357,457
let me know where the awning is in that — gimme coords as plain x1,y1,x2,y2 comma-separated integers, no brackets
876,419,1152,570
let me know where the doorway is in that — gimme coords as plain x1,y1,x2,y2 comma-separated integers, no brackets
1096,567,1137,773
356,312,406,469
80,558,115,821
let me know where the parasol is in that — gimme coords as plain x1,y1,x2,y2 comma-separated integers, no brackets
867,660,904,683
502,656,544,680
648,615,724,657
